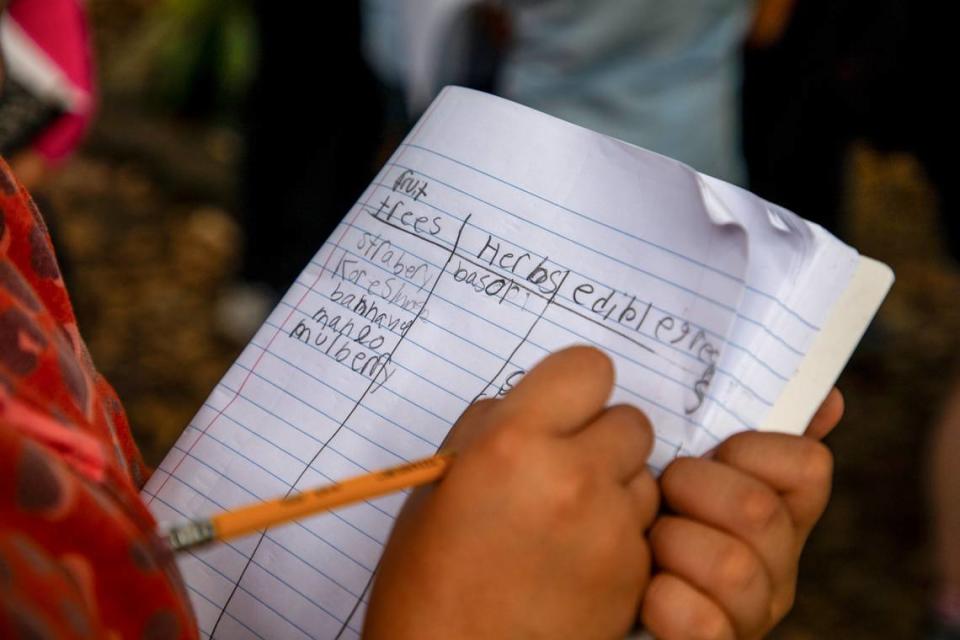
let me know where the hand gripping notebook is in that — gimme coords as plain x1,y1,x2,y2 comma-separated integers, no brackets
143,87,893,639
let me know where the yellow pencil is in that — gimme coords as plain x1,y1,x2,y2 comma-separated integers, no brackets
163,451,455,552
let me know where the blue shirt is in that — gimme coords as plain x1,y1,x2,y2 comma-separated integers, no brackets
363,0,751,184
500,0,751,184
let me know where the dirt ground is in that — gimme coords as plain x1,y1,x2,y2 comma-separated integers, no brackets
36,101,957,638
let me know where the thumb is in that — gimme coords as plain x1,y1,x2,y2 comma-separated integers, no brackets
804,388,844,441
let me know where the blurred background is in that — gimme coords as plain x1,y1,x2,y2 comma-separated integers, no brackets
1,1,955,638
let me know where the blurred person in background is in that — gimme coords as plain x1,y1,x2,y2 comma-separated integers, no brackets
484,0,750,184
363,0,796,186
223,0,793,334
0,0,95,190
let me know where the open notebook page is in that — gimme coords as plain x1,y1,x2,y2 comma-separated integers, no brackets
143,87,858,639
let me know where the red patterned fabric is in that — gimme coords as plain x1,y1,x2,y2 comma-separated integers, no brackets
0,158,197,639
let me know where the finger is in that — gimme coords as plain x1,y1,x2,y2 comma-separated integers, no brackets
571,404,653,482
660,457,795,583
804,388,844,441
626,469,659,529
442,398,499,450
714,432,834,540
496,345,614,435
650,516,773,638
641,572,735,640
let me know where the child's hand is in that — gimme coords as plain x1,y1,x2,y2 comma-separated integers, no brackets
365,346,659,640
641,389,844,639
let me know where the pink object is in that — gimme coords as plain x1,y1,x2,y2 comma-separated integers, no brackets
7,0,96,164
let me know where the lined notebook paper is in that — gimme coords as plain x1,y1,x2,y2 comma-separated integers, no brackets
143,87,885,639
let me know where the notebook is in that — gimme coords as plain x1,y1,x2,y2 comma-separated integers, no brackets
142,87,893,639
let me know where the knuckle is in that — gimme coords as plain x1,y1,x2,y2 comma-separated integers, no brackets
714,540,762,593
479,422,527,468
739,485,781,532
545,470,593,520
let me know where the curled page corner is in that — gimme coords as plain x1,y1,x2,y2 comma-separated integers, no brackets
693,172,744,228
